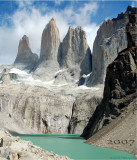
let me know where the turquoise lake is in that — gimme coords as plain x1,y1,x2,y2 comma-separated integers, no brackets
12,134,136,160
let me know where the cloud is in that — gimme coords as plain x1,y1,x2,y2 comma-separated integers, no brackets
131,1,137,7
0,1,99,65
54,0,63,5
83,23,99,51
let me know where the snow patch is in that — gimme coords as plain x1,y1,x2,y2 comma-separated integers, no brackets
83,72,92,86
77,85,100,91
10,68,29,75
9,68,101,94
55,69,64,75
9,68,55,87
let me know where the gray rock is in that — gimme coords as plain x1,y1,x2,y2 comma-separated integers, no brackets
40,18,60,62
61,26,92,80
80,47,92,76
0,67,15,84
33,60,59,81
87,7,137,86
0,83,74,134
69,94,102,134
14,35,38,70
34,18,60,81
54,69,74,85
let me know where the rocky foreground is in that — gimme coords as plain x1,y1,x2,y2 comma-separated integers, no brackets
0,129,71,160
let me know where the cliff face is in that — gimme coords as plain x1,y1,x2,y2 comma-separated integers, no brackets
40,18,60,62
82,12,137,143
61,26,92,79
0,67,104,135
0,83,74,134
69,94,102,134
14,35,38,70
34,18,60,81
87,6,136,86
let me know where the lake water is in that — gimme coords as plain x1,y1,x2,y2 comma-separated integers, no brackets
13,134,136,160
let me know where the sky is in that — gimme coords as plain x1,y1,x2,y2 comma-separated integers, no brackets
0,0,136,65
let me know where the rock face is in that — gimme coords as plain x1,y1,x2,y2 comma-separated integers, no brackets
14,35,38,70
69,94,102,134
61,26,92,79
34,18,60,81
87,6,136,86
0,83,74,134
82,12,137,141
126,12,137,47
0,66,105,135
0,68,17,84
40,18,60,62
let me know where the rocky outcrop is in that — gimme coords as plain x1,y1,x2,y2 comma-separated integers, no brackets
0,130,71,160
34,18,60,81
14,35,38,70
40,18,60,62
87,6,137,86
69,94,102,134
61,26,92,80
82,12,137,143
0,82,74,134
126,12,137,47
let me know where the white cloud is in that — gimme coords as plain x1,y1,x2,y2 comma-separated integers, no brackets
0,2,99,65
54,0,62,5
83,23,99,52
131,1,137,7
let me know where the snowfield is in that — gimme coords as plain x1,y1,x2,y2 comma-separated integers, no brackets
8,68,101,96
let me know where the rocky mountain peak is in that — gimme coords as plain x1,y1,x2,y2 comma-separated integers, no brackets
75,26,83,31
126,13,137,47
14,35,38,70
69,26,74,30
126,5,137,13
40,17,60,62
18,35,31,54
87,6,136,86
61,26,92,79
51,17,56,22
34,18,60,81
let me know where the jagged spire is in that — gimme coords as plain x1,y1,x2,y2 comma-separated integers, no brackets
40,18,60,61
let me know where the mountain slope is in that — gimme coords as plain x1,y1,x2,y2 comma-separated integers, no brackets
82,12,137,156
87,6,136,86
